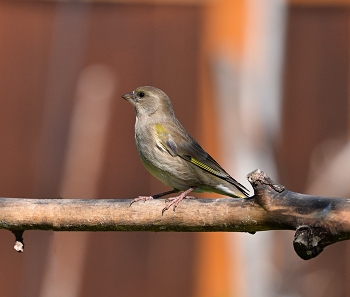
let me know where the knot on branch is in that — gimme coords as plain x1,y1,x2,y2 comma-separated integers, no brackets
12,230,24,253
293,225,324,260
247,169,285,192
247,169,285,210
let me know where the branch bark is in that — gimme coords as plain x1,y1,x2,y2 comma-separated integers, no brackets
2,169,350,260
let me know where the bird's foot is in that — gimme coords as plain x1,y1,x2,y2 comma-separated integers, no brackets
129,196,153,207
162,188,196,215
129,189,179,207
165,196,196,202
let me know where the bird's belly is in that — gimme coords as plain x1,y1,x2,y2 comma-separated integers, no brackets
141,157,191,190
136,143,195,190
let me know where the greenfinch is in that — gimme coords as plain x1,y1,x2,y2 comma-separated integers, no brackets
122,86,249,214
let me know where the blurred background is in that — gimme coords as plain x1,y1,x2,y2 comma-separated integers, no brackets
0,0,349,296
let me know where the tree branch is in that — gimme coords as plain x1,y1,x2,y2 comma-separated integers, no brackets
1,169,350,259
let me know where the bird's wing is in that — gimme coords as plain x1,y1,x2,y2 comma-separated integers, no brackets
156,123,249,196
177,138,249,196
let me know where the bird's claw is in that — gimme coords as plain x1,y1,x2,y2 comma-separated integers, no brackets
161,203,177,216
129,196,153,207
162,195,197,215
165,196,196,203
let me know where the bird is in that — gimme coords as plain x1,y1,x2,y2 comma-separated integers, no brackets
122,86,249,214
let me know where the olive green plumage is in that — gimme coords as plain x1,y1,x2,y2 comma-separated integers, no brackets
122,86,249,212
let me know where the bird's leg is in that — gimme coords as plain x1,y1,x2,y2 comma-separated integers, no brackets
129,189,179,206
162,187,196,215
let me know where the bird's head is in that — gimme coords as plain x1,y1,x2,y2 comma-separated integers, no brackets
122,86,175,118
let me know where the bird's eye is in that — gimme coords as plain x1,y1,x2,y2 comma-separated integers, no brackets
138,91,145,98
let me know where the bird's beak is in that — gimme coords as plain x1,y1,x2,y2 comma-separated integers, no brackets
121,92,134,103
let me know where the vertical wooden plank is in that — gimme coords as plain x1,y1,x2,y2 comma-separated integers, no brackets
0,1,54,197
279,6,349,192
0,2,56,297
276,5,350,297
